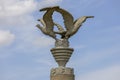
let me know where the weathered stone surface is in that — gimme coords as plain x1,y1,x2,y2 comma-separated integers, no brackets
36,6,94,40
50,67,74,80
55,39,69,48
51,74,74,80
51,47,74,67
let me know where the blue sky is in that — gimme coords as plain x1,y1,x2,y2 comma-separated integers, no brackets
0,0,120,80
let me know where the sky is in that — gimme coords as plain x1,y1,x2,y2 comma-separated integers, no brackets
0,0,120,80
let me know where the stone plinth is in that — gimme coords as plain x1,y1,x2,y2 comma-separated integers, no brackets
51,47,74,67
50,67,74,80
50,41,74,80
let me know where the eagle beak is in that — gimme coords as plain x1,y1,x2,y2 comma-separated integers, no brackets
37,19,40,21
86,16,94,18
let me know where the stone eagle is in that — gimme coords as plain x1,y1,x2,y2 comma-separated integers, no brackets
36,6,59,40
55,7,94,39
36,6,94,40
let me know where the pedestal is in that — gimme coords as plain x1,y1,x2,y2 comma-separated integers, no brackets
50,67,75,80
50,38,74,80
51,47,74,67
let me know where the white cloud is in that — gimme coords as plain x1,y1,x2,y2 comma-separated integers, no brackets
0,0,36,17
0,30,15,46
0,0,62,27
39,0,62,8
0,0,37,27
77,65,120,80
0,0,62,18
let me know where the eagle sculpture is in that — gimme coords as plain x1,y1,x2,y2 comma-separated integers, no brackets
36,6,59,40
55,7,94,39
36,6,94,40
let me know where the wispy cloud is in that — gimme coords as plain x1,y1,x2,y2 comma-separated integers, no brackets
38,0,62,8
0,0,57,48
0,0,37,17
0,30,15,46
0,0,37,27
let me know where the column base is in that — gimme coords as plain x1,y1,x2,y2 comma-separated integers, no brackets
50,67,75,80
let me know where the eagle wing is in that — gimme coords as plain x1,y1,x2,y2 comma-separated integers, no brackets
42,9,54,33
55,8,74,31
40,6,59,33
40,6,59,39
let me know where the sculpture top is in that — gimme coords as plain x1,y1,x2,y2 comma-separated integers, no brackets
36,6,94,47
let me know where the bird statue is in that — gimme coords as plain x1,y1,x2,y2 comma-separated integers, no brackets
36,6,60,40
36,19,47,34
55,7,94,39
71,16,94,37
55,7,74,38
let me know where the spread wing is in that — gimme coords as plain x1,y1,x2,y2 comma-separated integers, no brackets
42,9,54,33
73,16,94,32
40,6,59,39
40,6,59,33
55,8,74,31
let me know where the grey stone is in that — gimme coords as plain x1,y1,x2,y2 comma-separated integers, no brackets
50,67,74,80
51,47,74,67
36,6,94,40
55,39,69,48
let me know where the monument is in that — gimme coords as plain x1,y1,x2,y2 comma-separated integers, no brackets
36,6,94,80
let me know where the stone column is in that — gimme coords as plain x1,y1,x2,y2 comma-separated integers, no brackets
50,67,74,80
50,39,74,80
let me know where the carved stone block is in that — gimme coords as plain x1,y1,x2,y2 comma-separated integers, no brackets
50,67,74,80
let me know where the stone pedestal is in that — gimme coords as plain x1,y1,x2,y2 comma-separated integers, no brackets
50,39,74,80
51,47,74,67
50,67,75,80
